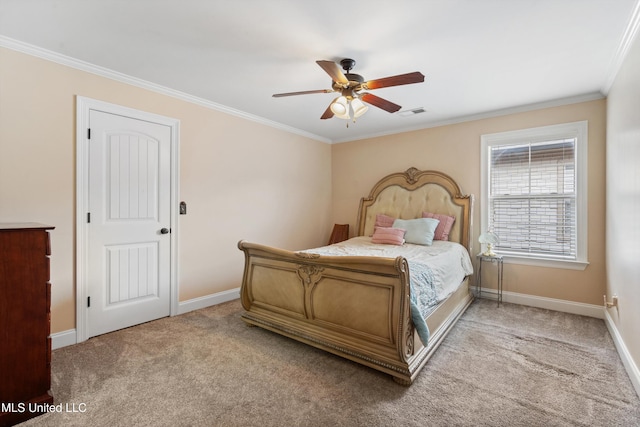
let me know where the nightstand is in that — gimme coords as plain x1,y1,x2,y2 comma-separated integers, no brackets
475,254,503,306
327,224,349,245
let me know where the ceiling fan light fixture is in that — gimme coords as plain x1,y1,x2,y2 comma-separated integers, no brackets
351,97,369,118
334,110,351,120
330,96,350,118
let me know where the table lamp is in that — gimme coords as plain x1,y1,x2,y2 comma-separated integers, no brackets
479,231,500,257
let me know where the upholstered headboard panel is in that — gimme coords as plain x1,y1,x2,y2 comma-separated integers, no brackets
357,168,474,253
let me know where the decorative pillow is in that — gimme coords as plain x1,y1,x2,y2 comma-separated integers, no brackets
422,212,456,241
375,214,396,228
392,218,439,246
371,227,406,245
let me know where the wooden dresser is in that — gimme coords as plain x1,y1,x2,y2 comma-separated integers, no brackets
0,223,54,427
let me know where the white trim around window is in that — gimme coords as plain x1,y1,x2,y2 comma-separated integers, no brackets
480,121,589,270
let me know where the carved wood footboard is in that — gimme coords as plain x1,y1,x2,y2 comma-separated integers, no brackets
238,240,422,382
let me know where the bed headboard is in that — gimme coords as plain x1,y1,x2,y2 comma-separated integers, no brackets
357,167,474,253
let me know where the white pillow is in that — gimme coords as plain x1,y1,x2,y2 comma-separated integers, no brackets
392,218,440,246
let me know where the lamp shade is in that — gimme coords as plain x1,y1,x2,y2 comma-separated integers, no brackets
351,97,369,118
330,96,349,117
334,110,350,120
479,232,499,245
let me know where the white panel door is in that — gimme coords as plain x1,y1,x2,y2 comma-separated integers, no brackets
87,110,171,338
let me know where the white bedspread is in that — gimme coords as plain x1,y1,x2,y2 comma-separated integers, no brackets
303,236,473,303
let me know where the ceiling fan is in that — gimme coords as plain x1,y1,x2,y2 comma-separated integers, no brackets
272,58,425,121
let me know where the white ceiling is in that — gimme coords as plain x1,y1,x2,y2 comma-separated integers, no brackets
1,0,638,143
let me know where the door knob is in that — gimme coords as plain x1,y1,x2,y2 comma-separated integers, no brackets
160,228,170,234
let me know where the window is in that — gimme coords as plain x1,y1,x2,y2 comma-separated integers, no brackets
481,121,588,270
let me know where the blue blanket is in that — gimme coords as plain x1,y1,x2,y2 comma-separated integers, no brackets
408,261,438,345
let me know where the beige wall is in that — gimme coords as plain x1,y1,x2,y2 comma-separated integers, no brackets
606,33,640,376
0,47,332,334
0,43,617,348
331,99,607,306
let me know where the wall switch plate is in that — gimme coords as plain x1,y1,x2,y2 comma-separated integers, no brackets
179,202,187,215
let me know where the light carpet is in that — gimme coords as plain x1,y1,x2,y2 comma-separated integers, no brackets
21,299,640,426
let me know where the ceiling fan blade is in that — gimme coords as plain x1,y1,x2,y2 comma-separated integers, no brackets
316,60,349,85
273,89,334,97
361,93,402,113
320,104,334,120
363,72,425,90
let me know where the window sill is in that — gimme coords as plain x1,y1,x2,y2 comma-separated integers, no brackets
499,254,589,271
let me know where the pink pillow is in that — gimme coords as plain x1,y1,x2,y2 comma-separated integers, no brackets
371,227,405,245
375,214,396,228
422,212,455,241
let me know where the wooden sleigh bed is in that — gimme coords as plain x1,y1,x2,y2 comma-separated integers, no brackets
238,167,474,384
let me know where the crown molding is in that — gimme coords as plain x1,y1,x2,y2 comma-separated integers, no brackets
332,92,605,144
602,0,640,94
0,35,331,144
1,22,628,146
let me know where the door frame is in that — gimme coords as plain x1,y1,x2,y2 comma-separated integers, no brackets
75,96,180,343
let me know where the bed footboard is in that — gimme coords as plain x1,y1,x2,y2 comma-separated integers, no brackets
238,240,470,384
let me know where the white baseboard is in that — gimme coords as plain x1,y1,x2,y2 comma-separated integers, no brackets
51,288,241,349
477,288,605,319
604,310,640,399
51,329,77,350
177,287,240,315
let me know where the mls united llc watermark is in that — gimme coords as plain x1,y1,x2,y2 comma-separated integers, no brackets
2,402,87,413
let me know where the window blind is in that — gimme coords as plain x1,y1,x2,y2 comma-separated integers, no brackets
489,138,577,259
